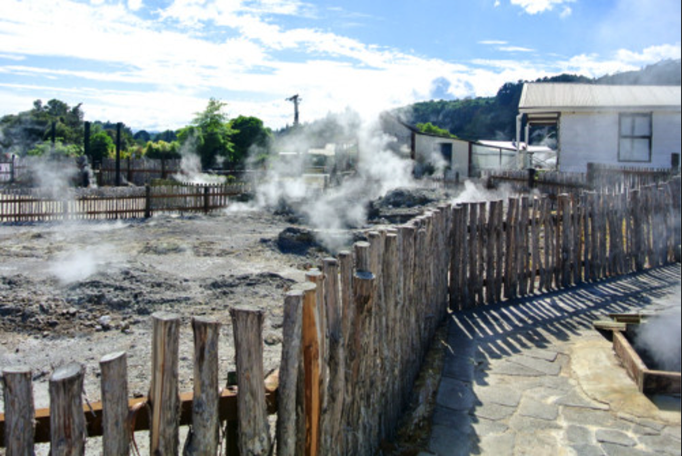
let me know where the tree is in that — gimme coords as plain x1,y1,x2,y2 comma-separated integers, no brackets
0,99,84,155
27,141,81,157
417,122,458,139
229,116,272,167
133,130,151,144
178,99,235,169
153,130,178,142
144,140,181,160
89,131,114,164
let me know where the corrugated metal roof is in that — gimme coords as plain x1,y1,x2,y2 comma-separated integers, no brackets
477,140,553,153
519,83,681,111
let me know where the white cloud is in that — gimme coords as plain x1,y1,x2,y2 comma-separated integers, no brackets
127,0,143,11
498,46,535,53
0,0,679,132
560,6,572,18
479,40,508,45
0,54,25,61
557,43,681,77
510,0,575,15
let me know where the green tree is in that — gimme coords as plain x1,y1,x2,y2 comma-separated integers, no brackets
89,131,115,163
27,141,81,157
228,116,272,167
153,130,178,142
133,130,152,144
178,99,235,170
144,140,181,160
0,99,84,155
417,122,458,139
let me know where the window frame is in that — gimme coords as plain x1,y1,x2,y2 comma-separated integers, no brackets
618,113,653,163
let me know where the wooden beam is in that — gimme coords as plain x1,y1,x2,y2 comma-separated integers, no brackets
0,372,279,447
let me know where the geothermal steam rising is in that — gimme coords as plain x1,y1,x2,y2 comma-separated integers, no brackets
451,180,515,205
636,305,682,372
50,245,118,285
174,135,224,185
245,118,416,251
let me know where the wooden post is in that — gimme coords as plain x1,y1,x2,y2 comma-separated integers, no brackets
321,258,344,456
382,232,399,437
203,186,210,214
149,312,181,456
519,197,530,296
351,270,375,456
100,352,130,456
145,184,152,219
49,363,86,456
354,242,371,271
186,317,221,456
504,198,518,299
468,203,478,307
230,306,272,456
2,366,35,455
277,290,305,456
305,268,327,449
530,198,540,294
368,231,384,448
115,123,122,187
301,283,322,456
476,203,486,305
449,205,463,311
559,195,572,288
494,201,504,302
485,202,496,304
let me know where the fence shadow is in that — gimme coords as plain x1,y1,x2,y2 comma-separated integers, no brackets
442,264,680,455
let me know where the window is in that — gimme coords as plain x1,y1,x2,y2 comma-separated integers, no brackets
619,114,652,162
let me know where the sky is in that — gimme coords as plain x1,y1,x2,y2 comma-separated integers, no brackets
0,0,680,131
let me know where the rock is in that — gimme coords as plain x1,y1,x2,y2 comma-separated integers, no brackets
277,227,319,254
376,188,439,209
265,334,282,346
98,315,112,330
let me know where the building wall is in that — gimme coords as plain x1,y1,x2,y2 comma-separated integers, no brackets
558,111,681,173
414,135,470,178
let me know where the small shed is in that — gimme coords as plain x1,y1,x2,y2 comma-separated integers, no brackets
517,83,682,172
381,115,471,179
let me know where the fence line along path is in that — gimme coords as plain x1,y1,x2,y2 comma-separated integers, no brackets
1,175,679,455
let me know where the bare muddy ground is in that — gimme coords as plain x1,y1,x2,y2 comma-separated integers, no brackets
0,211,325,412
0,185,456,455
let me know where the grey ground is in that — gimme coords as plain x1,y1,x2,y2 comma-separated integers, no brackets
425,264,682,456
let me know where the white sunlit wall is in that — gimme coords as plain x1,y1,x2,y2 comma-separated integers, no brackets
557,111,682,173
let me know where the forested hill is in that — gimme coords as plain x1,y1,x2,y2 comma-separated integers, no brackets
394,59,681,142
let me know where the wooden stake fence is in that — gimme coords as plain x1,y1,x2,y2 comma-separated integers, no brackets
2,176,679,455
0,183,249,223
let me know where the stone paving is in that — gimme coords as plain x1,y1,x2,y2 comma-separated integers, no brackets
425,264,681,456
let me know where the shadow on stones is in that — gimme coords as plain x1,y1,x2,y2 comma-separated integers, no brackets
437,264,681,455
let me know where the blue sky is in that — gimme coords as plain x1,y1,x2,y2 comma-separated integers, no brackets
0,0,680,131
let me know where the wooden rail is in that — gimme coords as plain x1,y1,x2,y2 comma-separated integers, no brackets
0,377,278,445
0,183,249,223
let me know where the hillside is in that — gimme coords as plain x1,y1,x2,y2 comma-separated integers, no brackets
394,59,681,142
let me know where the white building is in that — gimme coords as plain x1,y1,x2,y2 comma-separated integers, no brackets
517,83,682,173
381,115,471,179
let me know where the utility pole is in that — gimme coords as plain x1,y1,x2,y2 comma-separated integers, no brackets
286,94,301,126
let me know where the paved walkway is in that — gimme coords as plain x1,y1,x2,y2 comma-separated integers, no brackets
426,264,681,456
